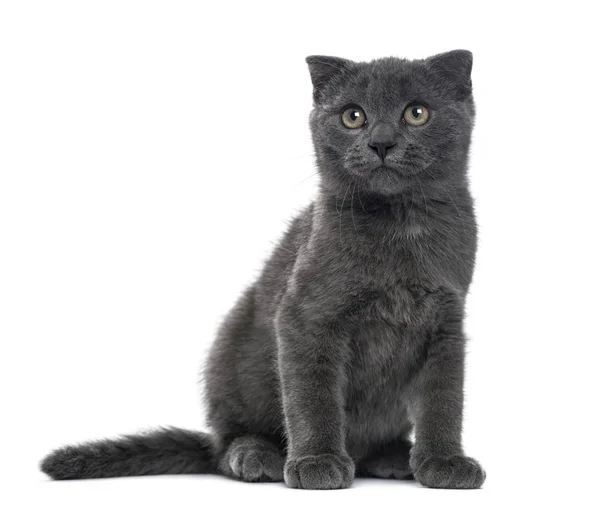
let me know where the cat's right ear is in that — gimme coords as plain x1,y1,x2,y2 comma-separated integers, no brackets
306,56,354,104
426,50,473,99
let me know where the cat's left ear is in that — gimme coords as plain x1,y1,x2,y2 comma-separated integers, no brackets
306,56,355,104
427,50,473,98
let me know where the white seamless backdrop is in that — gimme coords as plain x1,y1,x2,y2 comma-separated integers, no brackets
1,1,598,509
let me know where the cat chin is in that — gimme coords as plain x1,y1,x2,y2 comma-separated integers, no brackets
347,166,418,196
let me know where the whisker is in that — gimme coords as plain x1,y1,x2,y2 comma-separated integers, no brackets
415,175,429,225
421,168,465,233
339,181,352,247
350,183,358,235
293,171,320,188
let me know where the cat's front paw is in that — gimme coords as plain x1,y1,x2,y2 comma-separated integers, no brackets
227,444,284,482
284,453,355,490
413,455,486,489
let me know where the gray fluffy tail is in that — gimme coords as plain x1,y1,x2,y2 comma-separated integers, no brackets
40,427,216,480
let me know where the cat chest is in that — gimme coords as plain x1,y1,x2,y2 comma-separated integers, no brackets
341,278,454,406
347,318,429,393
367,283,441,327
344,320,426,446
343,284,444,406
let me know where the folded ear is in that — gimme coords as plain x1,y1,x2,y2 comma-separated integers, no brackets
427,50,473,98
306,56,354,103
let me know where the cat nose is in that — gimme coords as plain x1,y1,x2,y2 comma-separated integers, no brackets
368,123,396,162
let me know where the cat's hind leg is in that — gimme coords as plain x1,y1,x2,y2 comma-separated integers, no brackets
357,437,413,480
219,436,285,482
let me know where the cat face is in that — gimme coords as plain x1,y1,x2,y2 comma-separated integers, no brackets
307,51,475,196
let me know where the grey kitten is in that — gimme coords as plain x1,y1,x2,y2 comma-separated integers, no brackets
41,50,485,490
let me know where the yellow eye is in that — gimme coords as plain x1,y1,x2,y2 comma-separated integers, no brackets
341,105,367,129
403,105,430,126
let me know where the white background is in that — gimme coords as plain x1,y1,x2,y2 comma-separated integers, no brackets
1,1,599,508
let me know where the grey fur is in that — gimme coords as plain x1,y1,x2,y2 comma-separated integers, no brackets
40,428,215,479
41,50,485,490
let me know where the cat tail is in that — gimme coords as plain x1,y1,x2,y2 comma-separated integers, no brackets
40,427,216,480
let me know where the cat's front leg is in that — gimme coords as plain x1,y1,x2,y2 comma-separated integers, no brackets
275,296,355,490
409,298,486,489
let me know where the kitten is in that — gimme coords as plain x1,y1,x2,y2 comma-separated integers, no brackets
41,50,485,490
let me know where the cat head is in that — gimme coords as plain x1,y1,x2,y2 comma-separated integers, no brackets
306,51,475,197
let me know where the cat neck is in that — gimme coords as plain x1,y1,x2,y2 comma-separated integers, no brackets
318,178,470,218
315,176,474,244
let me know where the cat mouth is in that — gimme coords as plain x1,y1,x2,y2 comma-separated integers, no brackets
373,162,425,177
372,164,407,175
369,163,393,171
